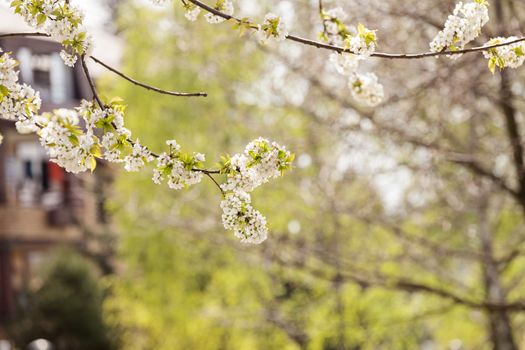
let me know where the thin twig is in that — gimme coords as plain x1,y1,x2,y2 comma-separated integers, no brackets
80,55,104,109
90,56,207,97
318,0,328,37
1,32,207,97
204,172,224,194
81,55,223,192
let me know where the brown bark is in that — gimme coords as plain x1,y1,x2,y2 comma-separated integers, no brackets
478,198,517,350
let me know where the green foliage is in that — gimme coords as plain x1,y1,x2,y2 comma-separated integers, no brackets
9,248,115,350
101,1,522,349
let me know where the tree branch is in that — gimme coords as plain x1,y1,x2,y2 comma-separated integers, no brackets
186,0,525,59
89,56,207,97
80,56,224,192
0,32,208,98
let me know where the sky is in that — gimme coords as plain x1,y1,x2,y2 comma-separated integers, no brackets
75,0,111,28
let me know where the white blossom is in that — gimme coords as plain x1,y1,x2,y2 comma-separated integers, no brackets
345,24,377,57
11,0,94,66
325,7,348,22
152,140,205,189
349,73,384,107
430,0,489,58
38,109,95,173
0,51,41,123
60,50,77,67
220,191,268,244
124,140,154,172
185,6,201,21
204,0,233,24
257,13,288,43
221,138,293,193
483,37,525,72
330,53,359,76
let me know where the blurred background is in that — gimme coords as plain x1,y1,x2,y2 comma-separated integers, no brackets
1,0,525,349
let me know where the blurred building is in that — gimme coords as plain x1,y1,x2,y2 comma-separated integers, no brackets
0,7,120,346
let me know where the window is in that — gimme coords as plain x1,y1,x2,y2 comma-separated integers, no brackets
17,48,75,104
10,142,65,209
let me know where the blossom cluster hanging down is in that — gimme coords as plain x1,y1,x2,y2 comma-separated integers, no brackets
0,47,294,244
321,7,383,107
10,0,93,66
219,138,294,244
177,0,383,105
151,0,525,93
7,0,525,243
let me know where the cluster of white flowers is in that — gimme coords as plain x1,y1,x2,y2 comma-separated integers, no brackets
348,73,384,107
329,53,359,76
221,138,293,192
322,8,377,57
152,140,205,189
79,100,153,172
325,7,348,23
217,138,293,244
320,8,383,107
257,13,288,43
0,1,297,245
0,50,41,124
430,0,489,57
345,24,377,58
483,37,525,72
322,8,350,46
11,0,93,66
204,0,233,24
184,4,201,22
329,50,384,107
0,61,152,174
330,51,385,106
220,191,268,244
37,108,96,173
36,100,136,174
124,140,154,172
1,50,294,243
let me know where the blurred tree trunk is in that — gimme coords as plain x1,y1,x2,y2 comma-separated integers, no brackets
484,1,523,348
478,198,517,350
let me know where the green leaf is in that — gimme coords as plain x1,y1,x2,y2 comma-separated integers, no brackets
0,85,9,101
10,1,22,8
90,143,102,158
37,13,47,26
89,156,97,172
68,135,79,147
488,57,496,74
